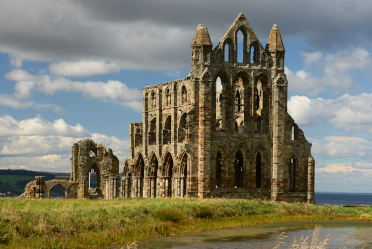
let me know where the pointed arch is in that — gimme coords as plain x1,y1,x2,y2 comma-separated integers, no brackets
148,154,159,197
163,115,172,144
163,152,174,197
249,41,260,64
149,117,156,145
223,38,234,62
214,70,230,131
178,113,187,142
181,85,187,104
235,26,248,63
164,87,171,106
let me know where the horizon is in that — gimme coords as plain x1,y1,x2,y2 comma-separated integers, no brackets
1,1,372,193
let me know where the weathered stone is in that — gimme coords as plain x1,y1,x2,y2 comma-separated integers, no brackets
122,13,315,203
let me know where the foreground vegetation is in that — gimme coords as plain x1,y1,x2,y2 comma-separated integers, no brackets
1,198,372,248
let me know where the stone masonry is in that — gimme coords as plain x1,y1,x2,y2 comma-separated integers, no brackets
122,13,315,203
20,139,120,199
20,14,315,202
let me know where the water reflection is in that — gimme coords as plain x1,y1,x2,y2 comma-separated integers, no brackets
139,221,372,249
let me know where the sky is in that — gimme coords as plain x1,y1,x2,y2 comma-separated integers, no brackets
1,0,372,193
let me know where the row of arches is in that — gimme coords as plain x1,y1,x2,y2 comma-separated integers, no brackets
148,85,188,109
148,113,188,146
214,149,299,192
222,26,264,65
122,152,189,198
214,71,271,133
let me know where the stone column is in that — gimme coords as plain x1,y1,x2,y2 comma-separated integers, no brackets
35,176,46,199
198,78,212,198
307,156,315,204
271,76,287,202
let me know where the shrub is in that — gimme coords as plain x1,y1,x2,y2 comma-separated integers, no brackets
154,209,184,223
194,206,214,219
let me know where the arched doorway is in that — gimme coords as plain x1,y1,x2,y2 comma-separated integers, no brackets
164,153,174,197
134,154,145,197
234,150,243,188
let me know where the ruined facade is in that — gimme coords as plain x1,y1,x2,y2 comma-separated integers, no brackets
122,13,315,203
20,139,120,199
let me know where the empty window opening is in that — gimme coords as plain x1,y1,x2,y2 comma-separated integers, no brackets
235,90,242,113
163,116,172,144
149,118,156,145
237,30,244,63
292,126,294,140
89,150,96,158
216,152,222,188
89,168,97,189
290,157,295,192
178,113,187,142
224,43,230,62
250,45,255,63
216,76,223,131
256,152,261,188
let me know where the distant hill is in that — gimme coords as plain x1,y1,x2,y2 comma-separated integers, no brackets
0,169,70,197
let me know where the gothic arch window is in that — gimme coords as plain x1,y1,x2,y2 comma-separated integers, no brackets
181,86,187,104
224,39,233,62
149,118,156,145
235,150,243,188
164,154,173,197
290,157,296,192
178,113,187,142
237,29,244,63
292,126,295,140
216,152,222,188
250,42,259,64
163,115,171,144
256,152,261,188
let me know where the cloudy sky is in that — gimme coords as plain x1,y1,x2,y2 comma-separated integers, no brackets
1,0,372,193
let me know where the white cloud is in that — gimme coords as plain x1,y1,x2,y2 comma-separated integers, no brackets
49,61,121,77
52,105,66,114
0,114,89,137
5,69,142,111
0,114,129,171
288,93,372,134
0,94,33,109
286,48,372,95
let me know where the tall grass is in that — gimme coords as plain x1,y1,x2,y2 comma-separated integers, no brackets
0,198,371,248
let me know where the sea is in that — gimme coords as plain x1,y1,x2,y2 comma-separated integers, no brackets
315,192,372,206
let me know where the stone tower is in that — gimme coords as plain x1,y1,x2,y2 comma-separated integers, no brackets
122,13,315,203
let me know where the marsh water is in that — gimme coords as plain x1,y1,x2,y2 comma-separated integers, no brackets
139,221,372,248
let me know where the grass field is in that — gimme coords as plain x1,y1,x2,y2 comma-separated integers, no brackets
0,175,34,185
1,198,372,248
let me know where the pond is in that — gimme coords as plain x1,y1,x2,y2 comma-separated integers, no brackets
139,221,372,249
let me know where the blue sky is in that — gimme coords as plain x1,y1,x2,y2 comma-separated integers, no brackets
1,0,372,193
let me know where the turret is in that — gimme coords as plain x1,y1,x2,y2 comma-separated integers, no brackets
265,24,285,70
191,24,212,71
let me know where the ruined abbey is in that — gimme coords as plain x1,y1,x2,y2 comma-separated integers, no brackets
21,13,315,203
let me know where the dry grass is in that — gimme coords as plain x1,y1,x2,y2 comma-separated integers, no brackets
273,226,330,249
0,198,371,248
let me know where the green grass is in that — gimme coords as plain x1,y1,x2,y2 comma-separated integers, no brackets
0,175,35,185
1,198,372,248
